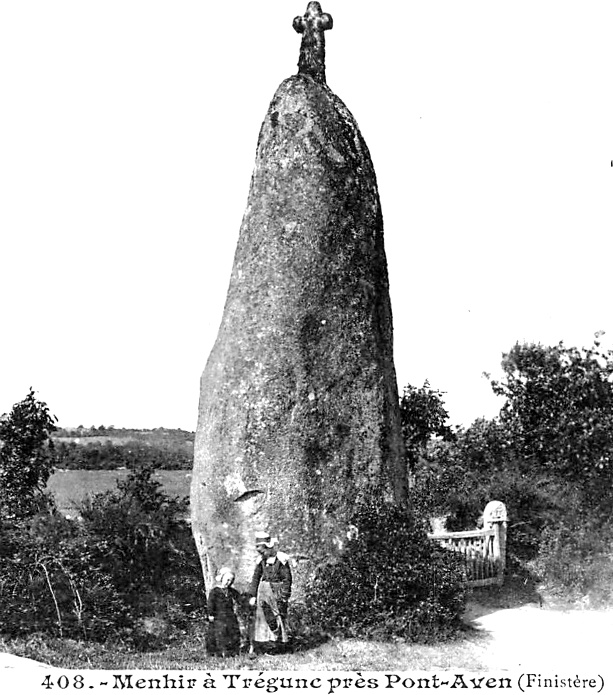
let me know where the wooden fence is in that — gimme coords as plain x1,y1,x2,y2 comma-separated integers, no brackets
427,501,508,587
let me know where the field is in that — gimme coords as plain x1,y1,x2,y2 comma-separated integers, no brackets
47,469,192,517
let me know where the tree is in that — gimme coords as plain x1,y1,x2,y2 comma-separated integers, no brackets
489,336,613,502
405,338,613,597
399,381,454,474
0,388,57,517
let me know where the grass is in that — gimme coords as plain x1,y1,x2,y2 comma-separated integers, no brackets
0,568,555,671
0,622,490,671
3,574,608,673
2,582,541,671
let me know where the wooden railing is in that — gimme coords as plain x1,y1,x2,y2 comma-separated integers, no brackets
428,501,508,587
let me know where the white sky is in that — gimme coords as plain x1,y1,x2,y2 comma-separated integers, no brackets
1,1,611,431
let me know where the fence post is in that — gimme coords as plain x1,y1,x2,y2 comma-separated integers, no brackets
483,500,508,584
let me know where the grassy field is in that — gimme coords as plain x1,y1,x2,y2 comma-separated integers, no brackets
2,587,608,672
47,469,192,517
0,624,489,671
0,579,562,671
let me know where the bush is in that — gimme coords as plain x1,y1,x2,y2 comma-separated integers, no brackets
79,464,202,603
297,501,466,643
77,464,205,645
412,424,576,566
0,513,130,641
0,465,205,646
533,515,613,607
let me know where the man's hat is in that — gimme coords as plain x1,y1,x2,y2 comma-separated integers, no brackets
254,531,277,548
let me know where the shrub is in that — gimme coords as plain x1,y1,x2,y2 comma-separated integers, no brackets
297,501,466,643
77,464,205,645
412,424,576,567
533,515,613,607
0,465,205,646
78,464,202,602
0,513,130,641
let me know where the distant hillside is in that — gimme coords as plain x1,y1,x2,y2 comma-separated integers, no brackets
54,426,194,444
52,427,194,470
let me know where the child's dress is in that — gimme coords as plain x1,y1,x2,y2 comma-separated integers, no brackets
207,586,241,656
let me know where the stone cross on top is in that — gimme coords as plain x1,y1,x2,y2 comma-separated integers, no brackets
293,2,333,84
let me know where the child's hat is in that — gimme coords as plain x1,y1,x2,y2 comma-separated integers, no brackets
215,566,235,583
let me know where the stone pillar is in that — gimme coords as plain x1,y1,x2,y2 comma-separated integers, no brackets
483,500,508,583
191,3,408,593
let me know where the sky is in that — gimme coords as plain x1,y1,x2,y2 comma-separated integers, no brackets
1,1,612,431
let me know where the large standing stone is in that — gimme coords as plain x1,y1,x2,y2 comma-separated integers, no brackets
191,2,407,592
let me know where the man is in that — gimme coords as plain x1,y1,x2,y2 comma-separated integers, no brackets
248,531,292,653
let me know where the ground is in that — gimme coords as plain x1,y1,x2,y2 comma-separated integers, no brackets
465,600,612,671
2,595,611,672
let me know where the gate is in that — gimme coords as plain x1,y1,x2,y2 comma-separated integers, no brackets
428,501,508,587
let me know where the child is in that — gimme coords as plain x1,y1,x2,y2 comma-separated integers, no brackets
207,567,241,656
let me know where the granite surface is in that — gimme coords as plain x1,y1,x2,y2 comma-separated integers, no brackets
191,73,407,592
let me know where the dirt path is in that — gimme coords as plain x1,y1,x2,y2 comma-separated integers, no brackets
464,601,613,671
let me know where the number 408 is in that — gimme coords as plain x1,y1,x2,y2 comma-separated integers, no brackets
41,674,85,689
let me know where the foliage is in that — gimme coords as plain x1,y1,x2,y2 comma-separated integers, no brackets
0,462,204,646
78,464,205,633
399,381,454,473
411,419,558,562
491,337,613,502
409,417,506,528
0,389,58,518
409,337,613,605
298,501,466,643
0,513,129,641
533,513,613,607
54,438,193,471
